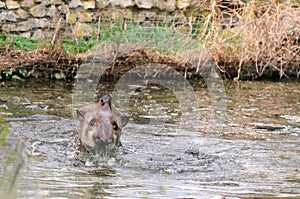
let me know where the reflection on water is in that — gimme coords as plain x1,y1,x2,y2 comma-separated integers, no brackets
0,79,299,198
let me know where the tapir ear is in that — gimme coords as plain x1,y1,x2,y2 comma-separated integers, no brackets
76,105,95,122
76,109,85,122
113,108,129,128
119,113,130,127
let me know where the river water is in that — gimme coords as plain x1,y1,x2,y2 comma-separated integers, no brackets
0,79,299,198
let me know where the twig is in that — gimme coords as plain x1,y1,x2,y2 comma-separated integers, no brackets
51,17,62,46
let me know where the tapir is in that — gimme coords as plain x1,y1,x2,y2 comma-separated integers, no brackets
76,92,129,153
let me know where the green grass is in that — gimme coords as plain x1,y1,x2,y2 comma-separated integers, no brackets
62,38,96,53
0,35,39,51
0,35,97,53
0,19,202,55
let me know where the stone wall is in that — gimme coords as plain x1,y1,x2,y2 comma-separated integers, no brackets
0,0,202,40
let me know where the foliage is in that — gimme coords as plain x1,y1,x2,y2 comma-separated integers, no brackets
17,68,27,77
2,70,12,77
62,38,96,53
0,35,39,51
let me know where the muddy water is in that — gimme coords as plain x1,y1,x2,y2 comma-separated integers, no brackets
0,79,299,198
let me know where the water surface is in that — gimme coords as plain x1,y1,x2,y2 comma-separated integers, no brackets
0,79,299,198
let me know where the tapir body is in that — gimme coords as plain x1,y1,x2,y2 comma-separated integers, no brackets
76,92,129,153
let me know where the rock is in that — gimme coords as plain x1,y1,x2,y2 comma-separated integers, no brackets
35,0,51,5
1,24,16,32
20,0,34,8
38,0,50,3
109,0,120,7
16,18,49,31
95,0,109,8
111,10,126,20
6,0,20,9
77,12,93,23
0,11,18,22
0,1,5,8
54,72,66,80
16,20,35,31
32,29,45,40
83,0,95,9
12,75,24,81
20,32,31,38
46,5,57,17
48,14,63,28
0,11,7,21
69,0,83,8
120,0,134,8
16,9,29,19
73,22,95,37
155,0,176,11
35,18,49,28
135,0,152,9
58,3,69,14
7,11,18,21
50,0,63,5
30,4,47,17
67,12,77,24
176,0,190,9
44,31,54,38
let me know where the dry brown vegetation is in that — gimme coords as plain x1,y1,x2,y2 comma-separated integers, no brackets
200,0,300,79
0,46,82,80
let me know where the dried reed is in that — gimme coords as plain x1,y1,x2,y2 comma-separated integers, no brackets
201,0,300,79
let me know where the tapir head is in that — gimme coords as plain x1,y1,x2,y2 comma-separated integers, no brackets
76,92,129,153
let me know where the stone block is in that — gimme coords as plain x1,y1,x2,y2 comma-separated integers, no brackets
83,1,95,10
32,29,45,40
67,12,77,24
0,11,18,22
73,22,95,37
58,3,69,14
1,24,16,32
135,0,152,9
16,19,34,31
109,0,120,7
69,0,83,8
44,31,54,38
0,1,5,8
77,12,93,23
20,0,34,8
120,0,134,8
50,0,63,5
16,9,29,19
20,32,32,38
16,18,49,31
155,0,176,12
30,4,47,17
34,0,51,5
46,5,57,17
6,0,20,9
176,0,190,9
7,11,18,22
96,0,109,9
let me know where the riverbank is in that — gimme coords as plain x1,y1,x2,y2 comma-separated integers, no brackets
0,42,299,81
0,1,299,81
